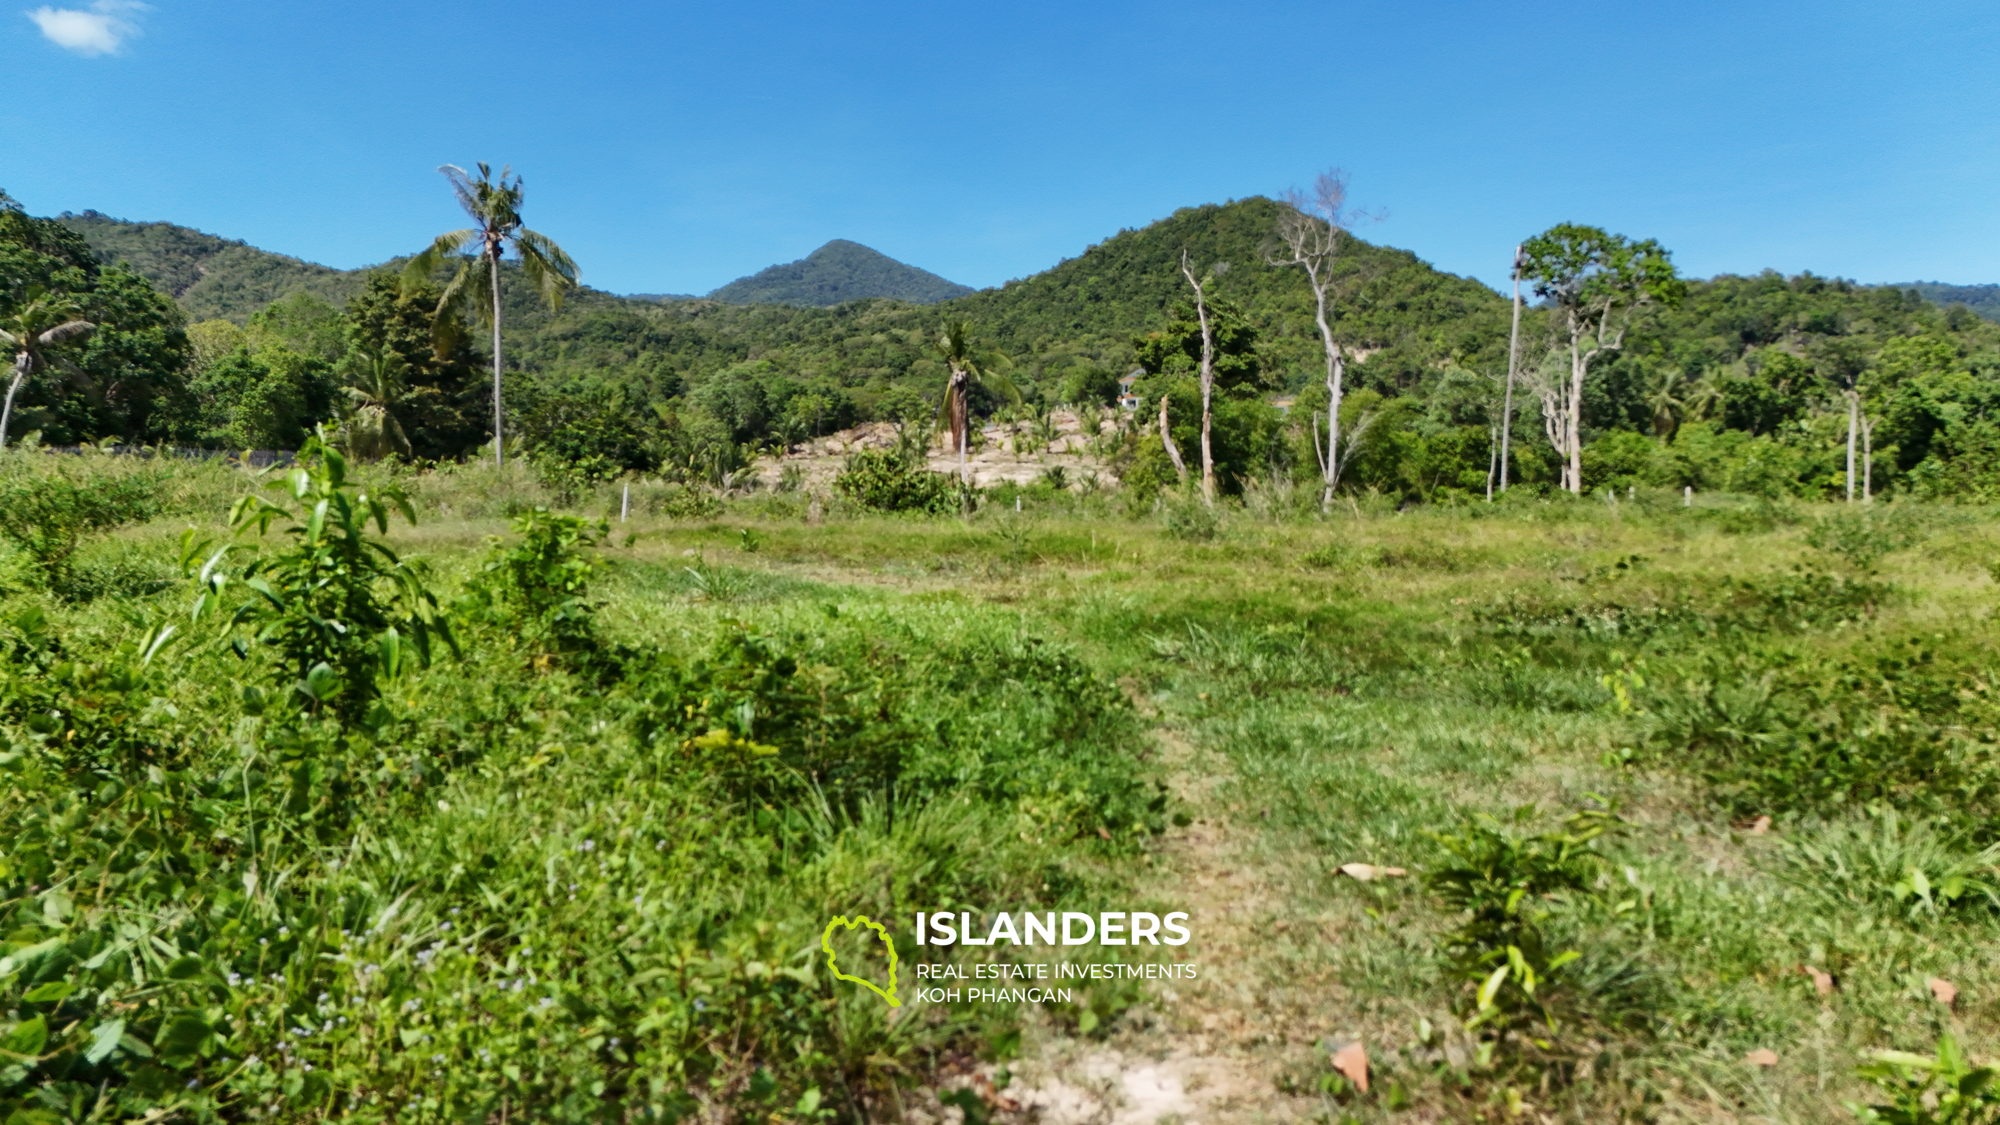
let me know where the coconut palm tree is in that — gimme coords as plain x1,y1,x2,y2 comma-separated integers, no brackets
402,163,578,468
933,320,1018,485
0,287,94,449
1644,367,1686,441
337,349,413,461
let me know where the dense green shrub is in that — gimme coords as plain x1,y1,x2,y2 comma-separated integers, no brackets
0,468,158,595
1631,642,2000,820
465,507,606,663
1424,806,1616,1044
832,450,967,514
1806,504,1926,570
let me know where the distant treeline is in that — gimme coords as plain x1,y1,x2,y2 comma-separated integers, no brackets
8,190,2000,503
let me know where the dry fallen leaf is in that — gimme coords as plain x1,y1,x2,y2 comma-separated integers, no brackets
1749,816,1771,835
1338,863,1409,882
1331,1040,1369,1093
1803,965,1835,995
973,1072,1021,1112
1746,1048,1779,1067
1929,977,1959,1008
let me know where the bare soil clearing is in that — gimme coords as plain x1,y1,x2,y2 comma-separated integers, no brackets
752,410,1126,492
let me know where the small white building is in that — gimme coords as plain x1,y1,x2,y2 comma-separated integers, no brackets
1118,369,1144,411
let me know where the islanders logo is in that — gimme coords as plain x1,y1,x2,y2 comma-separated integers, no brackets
821,914,901,1007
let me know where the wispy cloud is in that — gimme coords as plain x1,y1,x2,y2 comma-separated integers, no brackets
26,0,147,56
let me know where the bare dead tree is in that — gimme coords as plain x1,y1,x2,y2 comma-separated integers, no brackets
1498,244,1525,494
1159,392,1189,485
1270,171,1375,510
1519,347,1571,483
1168,249,1216,504
1861,410,1877,503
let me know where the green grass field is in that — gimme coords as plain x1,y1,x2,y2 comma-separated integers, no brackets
4,450,1999,1124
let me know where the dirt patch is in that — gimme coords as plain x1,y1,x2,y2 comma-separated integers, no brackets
751,410,1129,492
987,726,1332,1125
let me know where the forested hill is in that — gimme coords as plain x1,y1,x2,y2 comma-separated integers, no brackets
58,210,368,323
930,197,1511,381
504,196,1513,404
705,239,973,306
1899,282,2000,323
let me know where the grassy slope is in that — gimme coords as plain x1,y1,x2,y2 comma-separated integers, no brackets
689,497,2000,1123
15,452,2000,1112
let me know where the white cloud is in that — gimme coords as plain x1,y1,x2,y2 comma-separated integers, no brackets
26,0,147,56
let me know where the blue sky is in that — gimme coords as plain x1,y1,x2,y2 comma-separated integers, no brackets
5,1,1996,297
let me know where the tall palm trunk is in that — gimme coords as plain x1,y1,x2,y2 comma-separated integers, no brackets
1498,246,1522,494
948,367,971,484
0,352,30,450
489,243,506,468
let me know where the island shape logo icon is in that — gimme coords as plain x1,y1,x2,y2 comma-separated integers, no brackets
821,915,901,1007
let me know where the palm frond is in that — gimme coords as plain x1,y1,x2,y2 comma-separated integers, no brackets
440,165,481,221
0,330,20,349
425,255,497,355
515,229,581,311
35,320,94,347
975,368,1022,406
402,230,476,292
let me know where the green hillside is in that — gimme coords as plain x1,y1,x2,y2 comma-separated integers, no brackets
705,239,973,306
58,210,368,323
1897,281,2000,322
507,197,1508,397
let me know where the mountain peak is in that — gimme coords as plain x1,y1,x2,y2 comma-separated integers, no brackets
706,240,974,307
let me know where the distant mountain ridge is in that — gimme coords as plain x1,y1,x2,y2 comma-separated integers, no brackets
58,210,368,323
706,239,974,306
1893,282,2000,322
52,209,2000,330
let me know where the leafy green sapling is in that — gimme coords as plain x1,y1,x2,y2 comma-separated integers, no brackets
187,428,453,720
